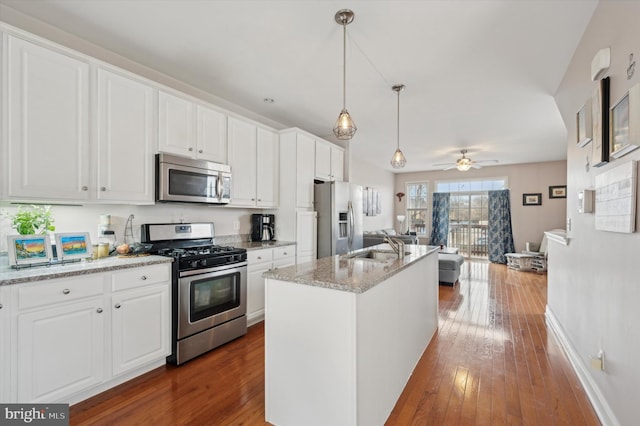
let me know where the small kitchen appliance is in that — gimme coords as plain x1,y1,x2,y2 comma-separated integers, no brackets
141,222,247,365
251,214,275,242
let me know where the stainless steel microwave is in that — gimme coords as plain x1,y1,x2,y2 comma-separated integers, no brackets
156,153,231,204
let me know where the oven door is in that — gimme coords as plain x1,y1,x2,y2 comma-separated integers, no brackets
178,263,247,339
158,161,228,204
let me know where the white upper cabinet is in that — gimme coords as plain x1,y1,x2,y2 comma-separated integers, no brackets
6,34,91,201
228,116,279,208
196,104,228,163
315,139,344,182
96,67,156,203
158,90,196,158
296,133,316,208
4,32,156,204
158,90,228,163
256,127,279,208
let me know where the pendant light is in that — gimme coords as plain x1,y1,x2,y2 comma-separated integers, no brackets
333,9,357,140
390,84,407,169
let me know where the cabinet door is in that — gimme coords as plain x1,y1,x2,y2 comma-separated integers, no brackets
331,146,345,182
7,35,91,201
96,67,155,203
247,262,271,325
158,90,196,157
228,116,257,207
256,128,279,207
296,211,318,262
111,283,170,376
196,104,227,163
315,141,332,181
296,133,316,208
17,298,105,402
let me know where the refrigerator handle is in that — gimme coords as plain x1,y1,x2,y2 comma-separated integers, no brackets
348,201,354,248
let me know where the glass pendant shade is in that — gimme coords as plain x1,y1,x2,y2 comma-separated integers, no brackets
334,109,357,140
391,148,407,169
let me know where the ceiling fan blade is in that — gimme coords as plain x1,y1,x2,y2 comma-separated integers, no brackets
443,165,458,171
471,164,482,169
475,159,499,164
432,162,455,167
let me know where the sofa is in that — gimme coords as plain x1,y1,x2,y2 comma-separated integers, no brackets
363,229,418,248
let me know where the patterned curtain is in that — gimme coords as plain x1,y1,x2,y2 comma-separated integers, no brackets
488,189,515,263
429,192,450,245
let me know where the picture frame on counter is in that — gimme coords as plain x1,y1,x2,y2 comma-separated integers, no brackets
609,82,640,159
522,193,542,206
7,234,54,267
55,232,93,262
576,97,592,147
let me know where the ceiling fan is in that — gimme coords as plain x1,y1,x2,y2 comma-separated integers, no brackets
432,149,498,171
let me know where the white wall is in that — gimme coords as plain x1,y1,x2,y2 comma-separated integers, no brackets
350,159,395,232
552,2,640,425
394,161,567,249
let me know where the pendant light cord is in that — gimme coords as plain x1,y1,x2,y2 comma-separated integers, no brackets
342,21,347,110
397,89,400,149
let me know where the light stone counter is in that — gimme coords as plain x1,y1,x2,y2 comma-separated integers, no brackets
229,240,296,251
263,243,438,293
0,254,173,286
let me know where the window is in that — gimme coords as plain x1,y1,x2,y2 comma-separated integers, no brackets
436,177,507,193
406,182,428,235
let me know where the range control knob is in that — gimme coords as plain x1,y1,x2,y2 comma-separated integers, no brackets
199,259,208,268
190,260,199,269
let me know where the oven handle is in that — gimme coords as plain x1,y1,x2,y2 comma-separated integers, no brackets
179,261,248,278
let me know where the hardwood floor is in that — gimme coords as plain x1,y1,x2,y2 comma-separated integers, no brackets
70,261,600,425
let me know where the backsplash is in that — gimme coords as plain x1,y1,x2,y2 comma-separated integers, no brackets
0,203,257,253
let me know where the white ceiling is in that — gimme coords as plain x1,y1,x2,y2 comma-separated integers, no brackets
0,0,597,173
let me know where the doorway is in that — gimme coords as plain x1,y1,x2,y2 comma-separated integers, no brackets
448,192,489,259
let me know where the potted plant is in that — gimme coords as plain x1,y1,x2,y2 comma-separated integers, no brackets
6,205,56,235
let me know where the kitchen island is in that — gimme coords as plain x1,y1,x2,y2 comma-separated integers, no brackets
263,243,439,426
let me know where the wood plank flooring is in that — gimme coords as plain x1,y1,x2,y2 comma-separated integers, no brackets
70,261,600,425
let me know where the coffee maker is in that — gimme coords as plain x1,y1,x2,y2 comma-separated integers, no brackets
251,214,275,242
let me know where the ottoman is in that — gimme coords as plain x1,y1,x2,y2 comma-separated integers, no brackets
439,253,465,285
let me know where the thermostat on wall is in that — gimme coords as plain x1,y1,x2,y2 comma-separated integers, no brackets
578,189,595,213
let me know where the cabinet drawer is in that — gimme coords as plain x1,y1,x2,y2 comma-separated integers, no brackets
273,246,295,260
18,274,105,310
247,248,273,264
273,258,295,270
112,264,170,292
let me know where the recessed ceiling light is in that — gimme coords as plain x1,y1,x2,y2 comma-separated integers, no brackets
263,98,274,104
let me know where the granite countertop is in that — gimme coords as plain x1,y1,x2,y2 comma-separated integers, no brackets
263,243,438,294
0,255,173,286
231,240,296,251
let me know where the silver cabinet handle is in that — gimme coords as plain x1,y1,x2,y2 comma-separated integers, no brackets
141,275,147,280
96,308,103,313
114,303,121,309
62,289,70,295
0,303,3,309
283,252,288,255
188,147,193,151
100,187,106,191
199,149,203,153
257,256,262,260
82,186,88,191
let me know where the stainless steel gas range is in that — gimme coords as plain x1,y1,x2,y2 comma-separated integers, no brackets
141,223,247,365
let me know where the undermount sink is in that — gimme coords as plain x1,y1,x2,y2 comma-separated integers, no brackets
343,249,411,261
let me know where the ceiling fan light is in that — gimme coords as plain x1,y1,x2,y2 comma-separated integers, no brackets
333,109,357,140
456,159,472,171
391,148,407,169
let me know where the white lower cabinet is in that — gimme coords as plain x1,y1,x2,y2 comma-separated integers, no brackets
247,246,295,326
111,283,170,376
5,262,171,404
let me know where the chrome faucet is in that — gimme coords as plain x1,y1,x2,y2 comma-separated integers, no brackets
383,235,405,258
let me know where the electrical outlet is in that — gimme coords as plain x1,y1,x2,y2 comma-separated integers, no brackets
590,349,605,371
233,221,240,231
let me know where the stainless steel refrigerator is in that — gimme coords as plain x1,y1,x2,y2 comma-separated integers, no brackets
314,181,363,258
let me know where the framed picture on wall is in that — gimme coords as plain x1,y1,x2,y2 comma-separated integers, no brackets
576,98,593,147
549,185,567,199
609,82,640,159
592,77,610,167
522,193,542,206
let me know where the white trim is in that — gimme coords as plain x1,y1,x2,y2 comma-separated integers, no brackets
544,230,569,245
545,307,619,426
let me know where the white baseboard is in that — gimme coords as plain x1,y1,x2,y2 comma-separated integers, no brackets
545,307,618,426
